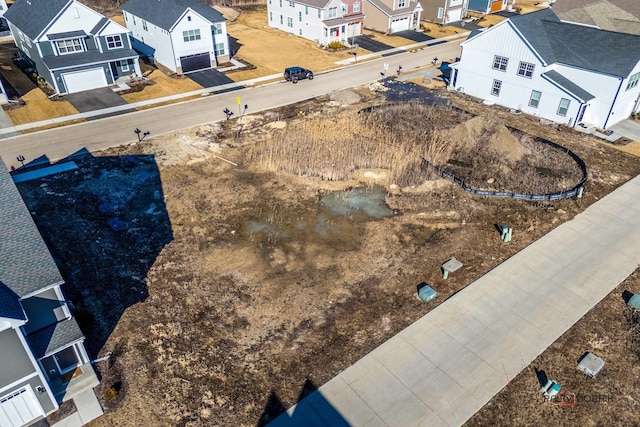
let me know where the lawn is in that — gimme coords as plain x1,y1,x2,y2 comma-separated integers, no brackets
5,89,80,125
119,69,203,104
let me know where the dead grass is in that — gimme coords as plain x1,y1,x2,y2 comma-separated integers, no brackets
132,95,205,111
20,118,87,133
6,89,80,125
420,21,467,37
120,69,203,103
361,29,415,48
513,0,549,14
228,8,353,76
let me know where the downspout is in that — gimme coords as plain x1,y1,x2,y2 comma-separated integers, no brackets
603,76,624,129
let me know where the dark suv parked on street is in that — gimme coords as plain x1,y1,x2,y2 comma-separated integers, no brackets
284,66,314,83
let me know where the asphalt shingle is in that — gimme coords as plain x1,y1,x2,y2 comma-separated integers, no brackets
26,317,84,358
4,0,71,40
0,157,64,299
542,70,595,102
121,0,225,31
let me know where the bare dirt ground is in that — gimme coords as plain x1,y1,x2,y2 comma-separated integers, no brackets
15,81,640,427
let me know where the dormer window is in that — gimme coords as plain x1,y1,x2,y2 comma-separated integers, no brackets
56,39,84,54
106,35,123,49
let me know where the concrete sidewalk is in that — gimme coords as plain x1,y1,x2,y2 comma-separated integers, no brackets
270,175,640,426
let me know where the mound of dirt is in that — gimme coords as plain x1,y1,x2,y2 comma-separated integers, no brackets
445,116,529,163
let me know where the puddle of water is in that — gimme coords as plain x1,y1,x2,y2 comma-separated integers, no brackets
321,185,394,218
243,186,394,244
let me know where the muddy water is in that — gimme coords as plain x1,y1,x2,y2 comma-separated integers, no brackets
244,186,393,245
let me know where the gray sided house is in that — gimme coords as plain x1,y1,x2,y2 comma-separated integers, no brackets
121,0,230,74
4,0,141,94
0,157,97,426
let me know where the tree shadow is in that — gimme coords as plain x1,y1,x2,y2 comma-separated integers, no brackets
258,378,348,426
14,150,173,358
534,367,548,388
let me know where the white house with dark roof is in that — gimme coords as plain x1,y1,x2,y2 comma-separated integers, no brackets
3,0,140,94
0,157,98,426
121,0,229,74
449,8,640,129
267,0,364,45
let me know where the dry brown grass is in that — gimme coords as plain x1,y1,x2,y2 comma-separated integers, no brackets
420,21,467,37
361,29,415,48
120,69,203,103
513,0,549,14
249,104,454,185
21,119,87,133
6,89,80,125
132,95,205,111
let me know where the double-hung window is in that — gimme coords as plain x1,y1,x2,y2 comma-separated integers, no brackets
492,55,508,71
299,11,302,21
328,7,337,18
353,2,360,12
183,29,201,42
557,98,570,116
106,35,123,49
517,61,535,78
215,42,225,56
398,0,405,7
529,90,541,108
491,79,502,96
56,39,83,54
213,23,223,35
142,20,148,31
627,72,640,90
120,60,130,72
287,17,293,28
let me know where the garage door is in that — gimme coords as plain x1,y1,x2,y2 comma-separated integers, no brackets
446,7,463,23
390,17,409,33
180,53,211,73
62,68,108,93
0,387,45,427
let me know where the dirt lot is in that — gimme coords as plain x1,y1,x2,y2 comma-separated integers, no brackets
15,81,640,427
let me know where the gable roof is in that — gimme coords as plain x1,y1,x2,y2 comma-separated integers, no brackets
0,158,64,300
509,8,640,77
26,317,84,358
542,70,595,102
551,0,640,35
4,0,71,40
121,0,225,31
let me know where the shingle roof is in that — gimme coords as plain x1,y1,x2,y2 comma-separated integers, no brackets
121,0,225,31
26,317,84,358
542,70,595,102
90,17,109,35
42,48,139,70
4,0,71,40
0,157,64,299
0,282,25,321
509,8,640,77
367,0,420,17
289,0,331,8
551,0,640,35
47,30,86,40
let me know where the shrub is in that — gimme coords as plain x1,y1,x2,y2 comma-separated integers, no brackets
104,387,117,400
327,41,344,50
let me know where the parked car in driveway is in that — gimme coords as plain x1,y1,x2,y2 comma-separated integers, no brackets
284,66,314,83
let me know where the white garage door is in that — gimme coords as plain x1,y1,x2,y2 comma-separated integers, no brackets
62,68,108,93
390,17,410,33
446,8,463,23
0,387,45,427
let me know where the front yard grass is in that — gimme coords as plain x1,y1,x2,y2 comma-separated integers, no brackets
420,21,469,37
6,88,80,125
119,69,203,103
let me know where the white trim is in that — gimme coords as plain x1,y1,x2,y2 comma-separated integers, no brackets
0,373,39,396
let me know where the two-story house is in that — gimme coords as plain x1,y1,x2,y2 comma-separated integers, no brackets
4,0,140,94
420,0,468,24
121,0,229,74
0,158,98,426
450,8,640,129
363,0,422,34
268,0,364,46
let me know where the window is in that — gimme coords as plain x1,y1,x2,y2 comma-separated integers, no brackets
280,14,283,24
299,11,302,21
557,98,570,116
213,23,223,35
437,7,444,18
133,16,136,25
56,39,83,54
492,55,508,71
215,42,225,56
142,20,148,31
318,8,321,18
182,29,201,42
517,61,535,78
529,90,541,108
491,79,502,96
305,5,309,14
328,7,337,18
279,0,282,6
120,60,130,72
627,72,640,90
353,2,360,12
188,15,192,21
299,28,302,35
398,0,405,7
289,1,294,6
288,17,293,27
269,11,273,21
106,35,123,49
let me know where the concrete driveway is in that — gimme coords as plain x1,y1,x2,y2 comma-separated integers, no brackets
610,119,640,142
65,88,130,118
187,68,234,88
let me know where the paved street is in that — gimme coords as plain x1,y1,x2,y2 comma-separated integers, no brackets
0,39,463,168
270,175,640,426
